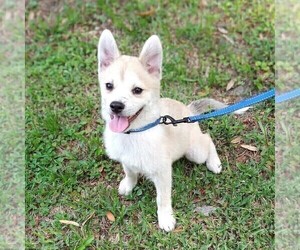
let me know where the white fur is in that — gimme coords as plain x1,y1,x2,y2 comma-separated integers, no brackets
98,30,222,232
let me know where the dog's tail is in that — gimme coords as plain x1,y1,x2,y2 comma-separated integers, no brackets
188,98,249,115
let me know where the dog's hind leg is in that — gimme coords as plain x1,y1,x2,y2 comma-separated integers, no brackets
118,165,138,195
185,129,222,174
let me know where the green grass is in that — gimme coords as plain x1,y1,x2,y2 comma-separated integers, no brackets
275,0,300,249
26,0,274,249
0,1,25,249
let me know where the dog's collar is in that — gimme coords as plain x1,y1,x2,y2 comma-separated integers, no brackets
124,116,163,134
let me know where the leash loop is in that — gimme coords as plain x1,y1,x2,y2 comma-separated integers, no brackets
159,115,191,126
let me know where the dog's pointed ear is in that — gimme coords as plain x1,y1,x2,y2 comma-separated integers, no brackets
98,29,120,72
139,35,162,80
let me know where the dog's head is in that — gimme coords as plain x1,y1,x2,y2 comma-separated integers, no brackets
98,29,162,133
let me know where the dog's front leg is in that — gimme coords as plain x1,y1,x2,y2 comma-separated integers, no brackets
152,165,176,232
118,165,138,196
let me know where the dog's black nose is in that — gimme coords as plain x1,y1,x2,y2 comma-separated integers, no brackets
110,101,125,114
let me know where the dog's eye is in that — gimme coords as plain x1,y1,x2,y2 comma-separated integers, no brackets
132,87,143,95
105,82,114,91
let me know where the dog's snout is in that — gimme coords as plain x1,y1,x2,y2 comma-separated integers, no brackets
110,101,125,114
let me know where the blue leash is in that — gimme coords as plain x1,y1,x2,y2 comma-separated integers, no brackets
188,88,275,122
125,88,300,134
126,88,275,134
275,88,300,103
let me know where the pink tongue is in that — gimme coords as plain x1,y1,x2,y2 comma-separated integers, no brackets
109,115,129,133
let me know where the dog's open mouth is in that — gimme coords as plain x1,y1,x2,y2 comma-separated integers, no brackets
109,108,143,133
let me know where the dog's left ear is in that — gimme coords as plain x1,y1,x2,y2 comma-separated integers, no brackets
139,35,163,80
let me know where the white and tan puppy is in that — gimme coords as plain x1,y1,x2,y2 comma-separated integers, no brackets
97,29,222,231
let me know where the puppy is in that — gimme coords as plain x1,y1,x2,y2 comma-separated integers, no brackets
98,30,223,231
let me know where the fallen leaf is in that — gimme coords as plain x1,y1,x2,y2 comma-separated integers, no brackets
194,205,217,216
62,18,68,25
59,220,80,227
138,6,155,17
106,211,115,222
218,27,228,34
222,34,235,45
226,79,235,91
35,216,40,226
231,136,242,144
234,107,251,115
173,227,184,233
236,155,248,163
204,66,210,78
241,144,258,152
81,212,95,229
193,198,201,203
200,0,208,8
29,11,35,20
200,188,206,195
197,89,210,97
259,33,265,40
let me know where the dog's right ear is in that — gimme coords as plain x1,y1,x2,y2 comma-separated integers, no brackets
98,29,120,72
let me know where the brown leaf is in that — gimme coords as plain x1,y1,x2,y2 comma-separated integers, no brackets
259,33,265,40
59,220,80,227
197,89,210,97
106,211,115,222
222,34,235,45
236,155,248,163
200,0,208,8
138,6,155,17
241,144,258,152
29,11,35,20
218,27,228,34
231,136,242,144
226,79,235,91
200,188,206,195
193,198,201,203
34,216,40,226
173,227,184,233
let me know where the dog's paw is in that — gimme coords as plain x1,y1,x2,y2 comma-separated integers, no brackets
118,177,136,195
158,210,176,232
206,157,222,174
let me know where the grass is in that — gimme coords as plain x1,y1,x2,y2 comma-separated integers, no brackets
26,0,274,249
0,1,25,249
275,0,300,249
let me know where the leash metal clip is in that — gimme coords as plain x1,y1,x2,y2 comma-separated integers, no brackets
159,115,191,126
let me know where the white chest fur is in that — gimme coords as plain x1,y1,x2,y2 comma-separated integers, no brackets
103,127,168,175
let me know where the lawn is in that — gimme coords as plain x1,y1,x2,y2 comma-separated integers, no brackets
26,0,275,249
1,1,25,249
275,0,300,249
